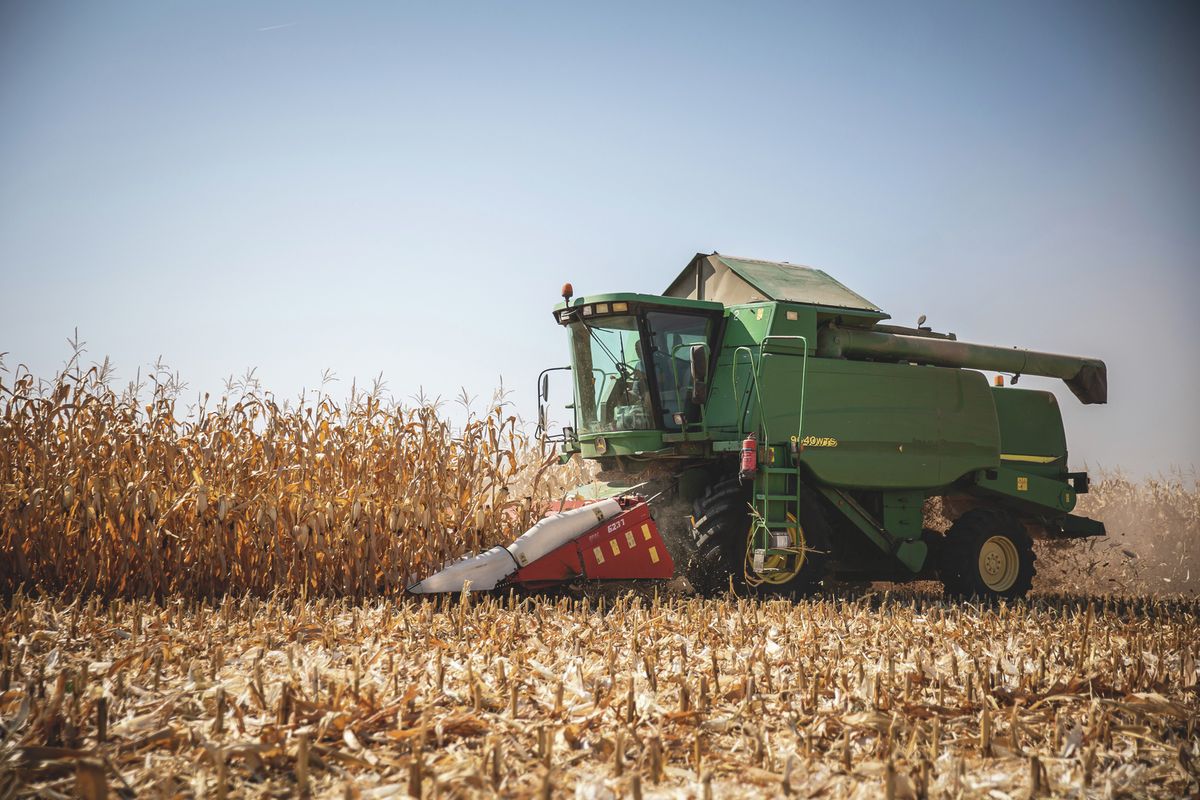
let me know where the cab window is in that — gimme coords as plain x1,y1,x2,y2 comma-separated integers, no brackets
644,311,711,430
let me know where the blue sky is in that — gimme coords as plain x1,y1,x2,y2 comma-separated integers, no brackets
1,1,1197,476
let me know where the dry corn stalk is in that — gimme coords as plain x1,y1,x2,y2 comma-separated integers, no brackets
0,358,591,598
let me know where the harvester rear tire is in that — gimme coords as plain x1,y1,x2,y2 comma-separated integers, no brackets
689,477,830,598
938,508,1036,599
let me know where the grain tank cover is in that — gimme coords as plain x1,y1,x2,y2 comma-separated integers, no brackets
664,253,889,323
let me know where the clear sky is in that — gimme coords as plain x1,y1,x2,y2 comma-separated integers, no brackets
2,1,1197,477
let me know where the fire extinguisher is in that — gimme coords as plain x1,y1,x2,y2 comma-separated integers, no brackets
739,433,758,482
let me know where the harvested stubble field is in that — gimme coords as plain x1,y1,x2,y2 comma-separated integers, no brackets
2,359,1199,798
1,592,1198,799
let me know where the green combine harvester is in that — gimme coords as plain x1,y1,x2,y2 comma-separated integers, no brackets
531,253,1109,599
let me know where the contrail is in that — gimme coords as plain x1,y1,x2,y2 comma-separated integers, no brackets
257,22,297,32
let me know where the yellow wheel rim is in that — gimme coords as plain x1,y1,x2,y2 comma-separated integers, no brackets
745,512,806,585
978,535,1020,592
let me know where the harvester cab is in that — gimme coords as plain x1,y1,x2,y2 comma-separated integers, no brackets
415,252,1109,600
552,294,722,447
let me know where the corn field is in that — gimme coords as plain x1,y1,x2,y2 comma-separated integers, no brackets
0,356,588,600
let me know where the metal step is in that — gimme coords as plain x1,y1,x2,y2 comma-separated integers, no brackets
754,465,798,530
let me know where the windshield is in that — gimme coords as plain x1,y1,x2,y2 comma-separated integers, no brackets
569,316,654,434
568,309,714,435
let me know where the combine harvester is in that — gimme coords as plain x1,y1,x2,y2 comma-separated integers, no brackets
410,253,1107,599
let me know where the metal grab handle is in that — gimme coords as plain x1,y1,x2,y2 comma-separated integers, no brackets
731,336,808,442
758,335,809,444
731,346,765,440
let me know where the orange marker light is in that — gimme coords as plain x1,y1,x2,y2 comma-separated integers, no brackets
994,375,1005,387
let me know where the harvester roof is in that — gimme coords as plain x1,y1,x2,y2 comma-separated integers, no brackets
664,253,888,323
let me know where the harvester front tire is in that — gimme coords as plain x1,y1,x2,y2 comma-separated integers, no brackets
689,478,830,598
939,508,1036,599
688,478,750,595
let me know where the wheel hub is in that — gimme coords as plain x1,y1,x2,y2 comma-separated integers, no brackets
978,535,1020,592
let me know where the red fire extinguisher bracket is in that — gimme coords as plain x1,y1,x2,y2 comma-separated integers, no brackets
739,433,758,482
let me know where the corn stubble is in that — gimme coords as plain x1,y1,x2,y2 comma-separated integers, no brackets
1,593,1197,798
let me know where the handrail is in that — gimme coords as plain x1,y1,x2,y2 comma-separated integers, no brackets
729,336,811,443
758,335,809,444
731,346,766,441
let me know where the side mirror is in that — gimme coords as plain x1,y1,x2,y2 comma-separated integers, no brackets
535,365,572,442
690,344,709,404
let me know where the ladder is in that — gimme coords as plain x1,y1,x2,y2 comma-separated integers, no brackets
731,334,811,563
748,461,803,572
754,463,797,530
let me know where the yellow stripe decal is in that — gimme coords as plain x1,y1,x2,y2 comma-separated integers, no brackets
642,523,651,541
625,530,636,549
1000,454,1059,464
648,546,660,564
593,546,605,565
610,539,621,557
